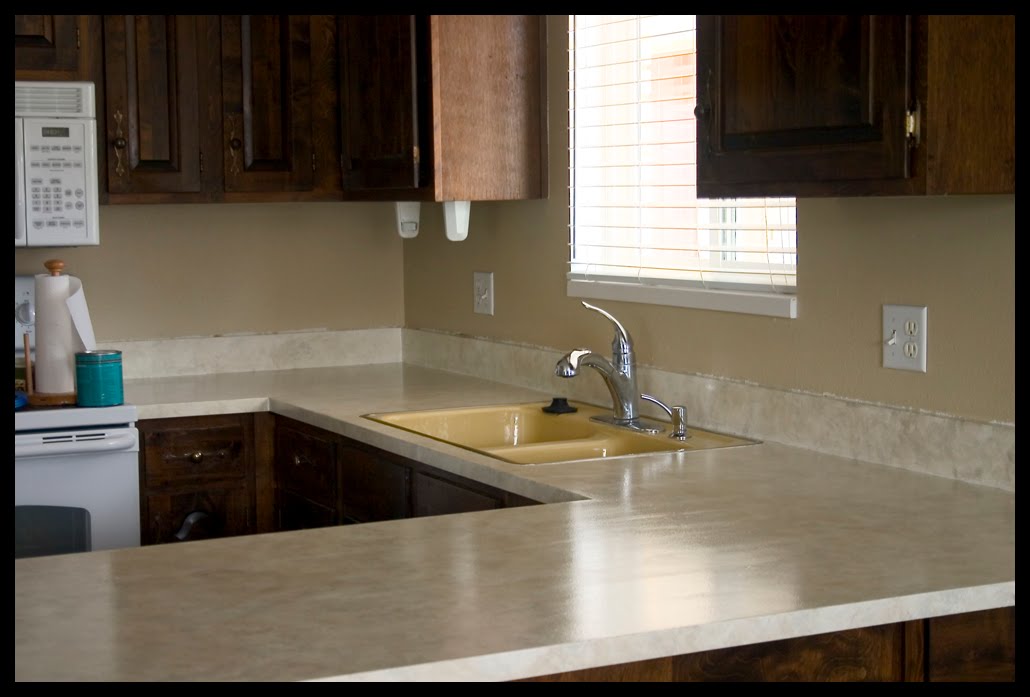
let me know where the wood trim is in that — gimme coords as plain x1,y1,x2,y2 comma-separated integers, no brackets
253,412,276,533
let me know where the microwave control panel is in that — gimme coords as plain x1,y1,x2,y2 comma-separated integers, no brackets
19,117,99,247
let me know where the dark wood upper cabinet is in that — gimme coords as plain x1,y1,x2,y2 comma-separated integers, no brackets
15,15,90,79
220,15,314,193
102,15,219,198
338,14,548,202
21,14,545,204
696,15,912,197
338,15,425,193
696,15,1015,197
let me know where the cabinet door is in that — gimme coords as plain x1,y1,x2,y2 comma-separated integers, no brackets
277,488,338,532
15,15,87,79
696,15,913,198
412,471,502,518
102,15,215,196
142,484,254,544
275,419,338,509
339,445,410,524
927,607,1015,682
338,15,428,193
220,15,314,193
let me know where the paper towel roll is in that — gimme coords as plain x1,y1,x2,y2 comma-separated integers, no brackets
34,262,97,395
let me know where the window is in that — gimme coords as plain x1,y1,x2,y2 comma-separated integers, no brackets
568,15,798,318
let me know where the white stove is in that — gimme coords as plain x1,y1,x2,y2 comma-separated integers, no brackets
15,279,140,558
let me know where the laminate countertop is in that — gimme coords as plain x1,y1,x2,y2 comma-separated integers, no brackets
14,365,1015,682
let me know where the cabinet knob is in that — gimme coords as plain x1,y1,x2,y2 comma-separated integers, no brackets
292,454,304,467
693,104,710,120
113,137,127,150
190,451,204,463
230,138,242,151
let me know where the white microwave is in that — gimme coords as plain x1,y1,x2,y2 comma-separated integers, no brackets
15,81,100,247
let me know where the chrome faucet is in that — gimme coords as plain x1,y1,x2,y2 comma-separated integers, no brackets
555,302,653,432
555,301,691,439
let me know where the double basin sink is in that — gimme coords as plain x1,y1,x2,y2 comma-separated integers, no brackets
363,401,757,465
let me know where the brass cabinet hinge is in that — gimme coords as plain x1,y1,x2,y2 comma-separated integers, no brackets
905,104,921,146
413,145,420,166
199,150,204,174
312,152,316,172
75,26,81,49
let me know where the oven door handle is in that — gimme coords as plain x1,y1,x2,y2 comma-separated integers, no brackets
15,433,139,459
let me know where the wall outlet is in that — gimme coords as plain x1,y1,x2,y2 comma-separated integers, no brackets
473,271,494,315
883,304,927,372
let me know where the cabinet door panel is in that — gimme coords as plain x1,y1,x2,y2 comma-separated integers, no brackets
927,607,1015,682
275,420,338,509
277,488,338,532
412,471,502,518
143,485,253,545
338,15,424,192
15,15,85,78
221,15,313,192
697,15,913,196
339,446,410,523
103,15,206,194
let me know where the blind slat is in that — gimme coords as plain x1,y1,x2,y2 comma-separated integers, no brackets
570,15,797,295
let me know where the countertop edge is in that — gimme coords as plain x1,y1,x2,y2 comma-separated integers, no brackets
313,583,1016,682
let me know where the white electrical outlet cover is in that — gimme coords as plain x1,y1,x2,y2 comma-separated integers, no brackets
883,305,927,372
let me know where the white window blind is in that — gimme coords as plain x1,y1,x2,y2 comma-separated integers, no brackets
568,15,797,315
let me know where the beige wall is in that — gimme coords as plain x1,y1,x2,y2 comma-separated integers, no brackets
403,15,1015,425
15,202,404,341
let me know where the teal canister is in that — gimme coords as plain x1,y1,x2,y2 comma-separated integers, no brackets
75,350,124,407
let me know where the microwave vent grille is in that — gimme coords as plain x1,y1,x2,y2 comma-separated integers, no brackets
15,81,95,119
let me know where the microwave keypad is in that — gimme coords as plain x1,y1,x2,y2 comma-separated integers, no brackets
25,135,90,232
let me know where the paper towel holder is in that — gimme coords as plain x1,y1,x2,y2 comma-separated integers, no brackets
27,258,77,407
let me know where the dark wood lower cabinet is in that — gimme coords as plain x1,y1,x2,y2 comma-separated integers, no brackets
927,608,1016,682
272,414,540,532
138,413,260,545
412,471,502,517
520,607,1015,682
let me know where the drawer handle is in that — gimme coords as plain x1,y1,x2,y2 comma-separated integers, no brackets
174,511,210,541
190,451,204,463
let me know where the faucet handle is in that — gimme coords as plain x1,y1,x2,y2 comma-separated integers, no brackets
640,393,689,440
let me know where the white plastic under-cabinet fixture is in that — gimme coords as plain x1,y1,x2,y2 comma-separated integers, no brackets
394,202,420,238
882,304,927,372
394,201,471,241
443,201,471,241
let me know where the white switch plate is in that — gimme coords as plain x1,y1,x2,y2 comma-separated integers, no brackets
473,271,494,315
883,304,927,372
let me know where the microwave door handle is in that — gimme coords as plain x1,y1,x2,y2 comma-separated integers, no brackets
15,117,26,245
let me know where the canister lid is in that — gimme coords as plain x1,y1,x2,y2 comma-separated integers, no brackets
75,350,122,362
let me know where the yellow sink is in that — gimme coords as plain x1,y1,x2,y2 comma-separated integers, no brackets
363,401,757,465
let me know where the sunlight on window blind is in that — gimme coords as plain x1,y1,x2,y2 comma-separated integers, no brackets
568,15,797,294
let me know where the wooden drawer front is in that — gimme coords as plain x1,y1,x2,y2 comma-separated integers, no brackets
142,416,250,487
142,484,253,545
339,446,410,523
278,489,338,532
412,471,502,518
276,422,337,508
